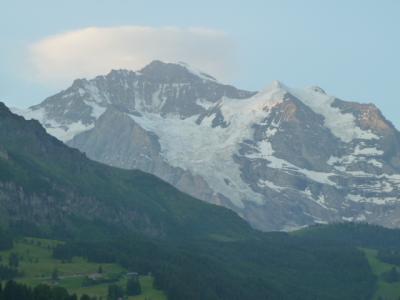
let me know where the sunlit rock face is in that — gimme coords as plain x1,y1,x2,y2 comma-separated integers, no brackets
15,61,400,231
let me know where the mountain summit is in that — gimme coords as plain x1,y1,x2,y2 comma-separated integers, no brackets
14,61,400,231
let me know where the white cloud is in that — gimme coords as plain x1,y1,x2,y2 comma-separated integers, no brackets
28,26,234,86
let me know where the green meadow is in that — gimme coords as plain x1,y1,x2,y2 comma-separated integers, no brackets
363,248,400,300
0,237,166,300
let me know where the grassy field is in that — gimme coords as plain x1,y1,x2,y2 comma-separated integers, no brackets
363,248,400,300
0,237,166,300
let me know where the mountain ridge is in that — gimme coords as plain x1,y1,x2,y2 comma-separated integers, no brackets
13,60,400,231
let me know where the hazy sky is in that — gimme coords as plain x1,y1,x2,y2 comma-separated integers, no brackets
1,0,399,127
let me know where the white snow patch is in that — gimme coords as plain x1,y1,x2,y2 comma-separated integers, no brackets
11,107,95,142
314,220,329,224
78,88,85,96
128,86,287,208
353,145,384,156
11,106,46,122
177,62,218,82
346,194,399,205
129,112,263,208
247,140,336,186
289,87,379,142
84,82,110,104
382,181,394,192
367,159,383,168
302,188,313,197
355,214,367,221
126,84,297,208
196,98,216,110
84,100,106,118
281,224,309,232
300,189,336,211
327,144,384,172
258,179,284,192
46,121,94,142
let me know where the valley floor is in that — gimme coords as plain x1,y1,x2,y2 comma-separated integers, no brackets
0,237,167,300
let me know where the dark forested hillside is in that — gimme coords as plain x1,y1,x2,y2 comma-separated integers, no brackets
295,223,400,249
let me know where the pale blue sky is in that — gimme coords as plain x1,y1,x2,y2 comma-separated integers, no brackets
1,0,399,127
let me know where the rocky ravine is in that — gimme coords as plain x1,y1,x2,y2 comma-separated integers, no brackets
14,60,400,231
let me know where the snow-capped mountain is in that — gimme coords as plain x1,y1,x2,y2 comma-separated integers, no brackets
14,60,400,231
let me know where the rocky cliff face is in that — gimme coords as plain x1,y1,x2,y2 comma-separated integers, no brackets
14,61,400,231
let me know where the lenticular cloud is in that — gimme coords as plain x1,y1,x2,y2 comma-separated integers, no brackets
28,26,234,86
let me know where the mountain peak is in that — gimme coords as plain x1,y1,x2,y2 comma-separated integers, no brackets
263,80,289,93
176,61,217,81
270,80,284,88
307,86,327,94
139,60,217,83
106,69,135,78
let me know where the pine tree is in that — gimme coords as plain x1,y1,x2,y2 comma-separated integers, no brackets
126,276,141,296
8,253,18,268
107,284,124,300
51,268,59,282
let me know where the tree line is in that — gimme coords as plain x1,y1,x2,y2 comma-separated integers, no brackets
0,281,97,300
